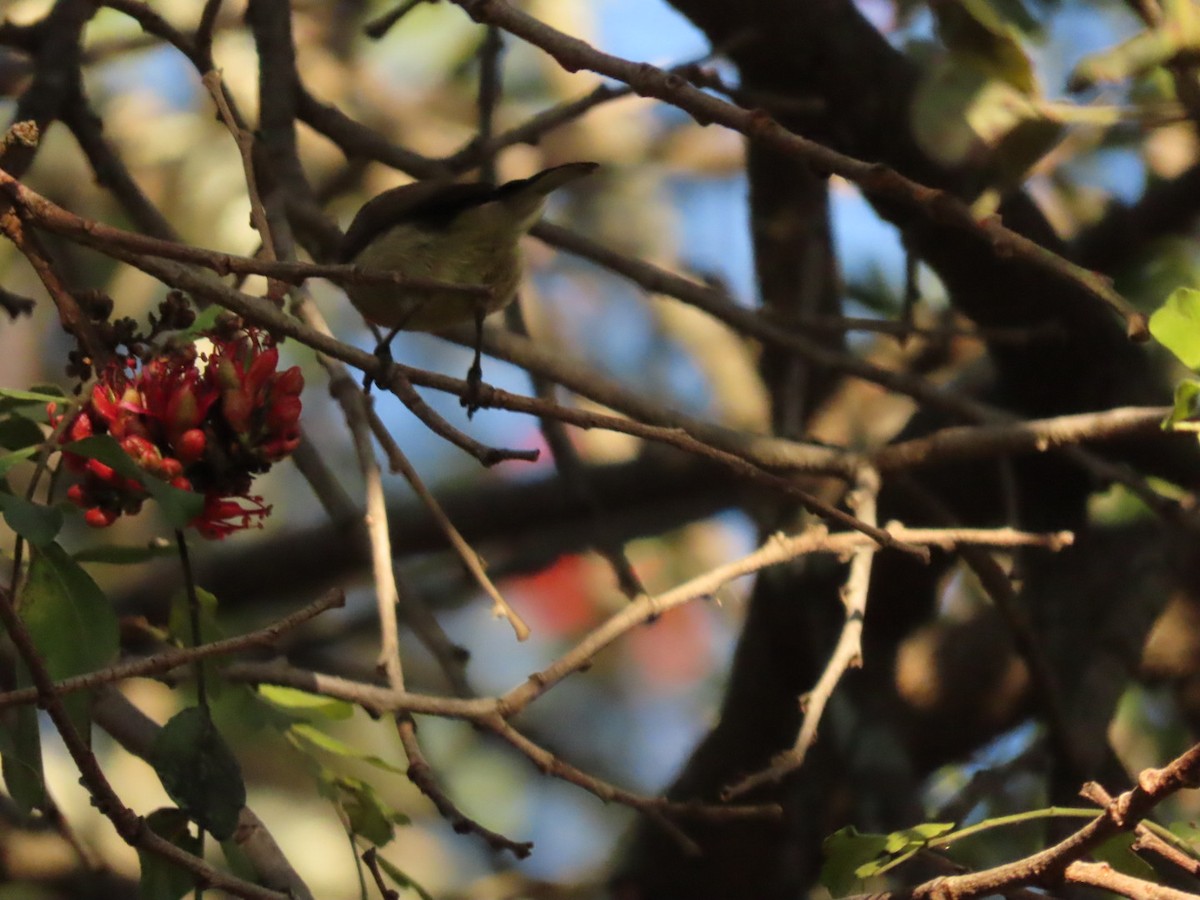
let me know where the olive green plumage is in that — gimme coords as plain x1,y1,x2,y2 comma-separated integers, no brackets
339,162,598,332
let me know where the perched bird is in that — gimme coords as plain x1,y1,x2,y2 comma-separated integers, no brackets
338,162,599,402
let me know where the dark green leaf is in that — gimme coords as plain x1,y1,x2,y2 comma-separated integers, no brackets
1150,287,1200,370
137,808,201,900
21,543,119,740
150,707,246,841
1092,833,1156,880
327,774,397,846
168,587,222,647
0,494,63,548
820,826,890,896
0,659,44,813
66,435,205,528
376,853,436,900
0,415,46,451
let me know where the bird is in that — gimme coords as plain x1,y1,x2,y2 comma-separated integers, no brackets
338,162,599,405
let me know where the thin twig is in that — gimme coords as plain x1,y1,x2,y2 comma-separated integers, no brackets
0,167,487,299
201,69,285,301
842,743,1200,900
367,410,531,640
0,590,346,710
722,467,882,798
454,0,1149,340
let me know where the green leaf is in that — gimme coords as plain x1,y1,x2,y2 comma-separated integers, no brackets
375,853,436,900
1164,379,1200,429
1150,287,1200,370
911,57,1058,180
933,0,1036,92
178,304,225,340
0,415,46,451
1170,820,1200,846
137,808,201,900
820,826,891,895
150,707,246,841
1092,833,1156,880
324,773,399,846
0,445,40,478
0,494,63,548
1069,4,1200,94
883,822,956,853
168,587,223,646
20,543,119,741
0,659,44,813
259,685,354,720
865,823,956,876
66,435,205,528
0,387,66,406
73,540,176,565
288,722,407,775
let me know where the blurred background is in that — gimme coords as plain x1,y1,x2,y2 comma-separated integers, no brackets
1,0,1199,897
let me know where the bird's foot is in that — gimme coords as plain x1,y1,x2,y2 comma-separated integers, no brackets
363,340,396,393
461,357,485,419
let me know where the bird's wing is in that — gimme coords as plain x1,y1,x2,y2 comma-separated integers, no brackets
338,180,498,263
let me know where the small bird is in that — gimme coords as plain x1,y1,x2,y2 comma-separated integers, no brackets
338,162,599,403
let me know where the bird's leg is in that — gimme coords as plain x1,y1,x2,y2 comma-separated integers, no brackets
363,323,403,392
461,306,486,418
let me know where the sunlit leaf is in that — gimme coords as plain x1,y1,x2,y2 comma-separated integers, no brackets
932,0,1036,91
912,57,1058,178
288,722,407,774
1164,379,1200,430
1151,287,1200,370
138,808,201,900
1069,14,1200,92
259,685,354,720
820,826,890,895
150,707,246,841
883,822,956,854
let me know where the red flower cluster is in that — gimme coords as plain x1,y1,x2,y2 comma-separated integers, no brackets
53,328,303,538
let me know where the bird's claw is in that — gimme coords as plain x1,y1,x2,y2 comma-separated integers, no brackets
363,341,396,393
461,358,484,418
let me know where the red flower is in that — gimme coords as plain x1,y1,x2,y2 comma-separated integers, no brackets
55,325,303,538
